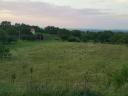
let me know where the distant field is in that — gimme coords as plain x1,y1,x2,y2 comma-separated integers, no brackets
0,41,128,96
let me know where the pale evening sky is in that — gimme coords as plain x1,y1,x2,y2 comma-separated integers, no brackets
0,0,128,29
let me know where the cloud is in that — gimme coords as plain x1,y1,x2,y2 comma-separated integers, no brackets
116,0,127,3
0,1,128,29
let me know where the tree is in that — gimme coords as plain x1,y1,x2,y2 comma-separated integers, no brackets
0,29,11,59
58,29,72,41
1,21,11,27
44,26,59,34
0,29,8,44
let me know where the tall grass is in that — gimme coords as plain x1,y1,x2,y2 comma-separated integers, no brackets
0,41,128,96
0,81,102,96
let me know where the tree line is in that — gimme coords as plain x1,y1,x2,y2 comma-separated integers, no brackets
0,21,128,44
0,21,44,42
45,26,128,44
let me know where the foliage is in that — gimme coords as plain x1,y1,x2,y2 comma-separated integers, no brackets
1,20,128,95
0,29,11,59
112,65,128,88
0,21,44,41
1,21,128,44
44,26,128,44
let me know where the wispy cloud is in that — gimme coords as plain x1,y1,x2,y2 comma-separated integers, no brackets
0,1,128,29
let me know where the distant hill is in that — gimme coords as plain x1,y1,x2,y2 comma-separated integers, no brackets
79,29,128,32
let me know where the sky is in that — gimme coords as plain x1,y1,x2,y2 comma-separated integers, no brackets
0,0,128,29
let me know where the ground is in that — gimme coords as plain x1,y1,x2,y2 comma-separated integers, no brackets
0,41,128,95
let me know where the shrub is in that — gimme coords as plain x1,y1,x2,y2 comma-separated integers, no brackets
0,29,11,59
112,65,128,88
0,44,11,59
68,36,81,42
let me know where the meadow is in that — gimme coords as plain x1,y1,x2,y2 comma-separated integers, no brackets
0,41,128,96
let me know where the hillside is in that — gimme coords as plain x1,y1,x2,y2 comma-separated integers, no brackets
0,41,128,96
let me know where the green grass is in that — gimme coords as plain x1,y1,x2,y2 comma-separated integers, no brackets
0,41,128,96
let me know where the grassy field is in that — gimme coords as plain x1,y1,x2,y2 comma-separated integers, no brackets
0,41,128,96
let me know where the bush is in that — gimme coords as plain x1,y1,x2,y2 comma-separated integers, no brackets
0,29,9,44
68,36,81,42
112,65,128,88
0,44,11,59
0,29,12,59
